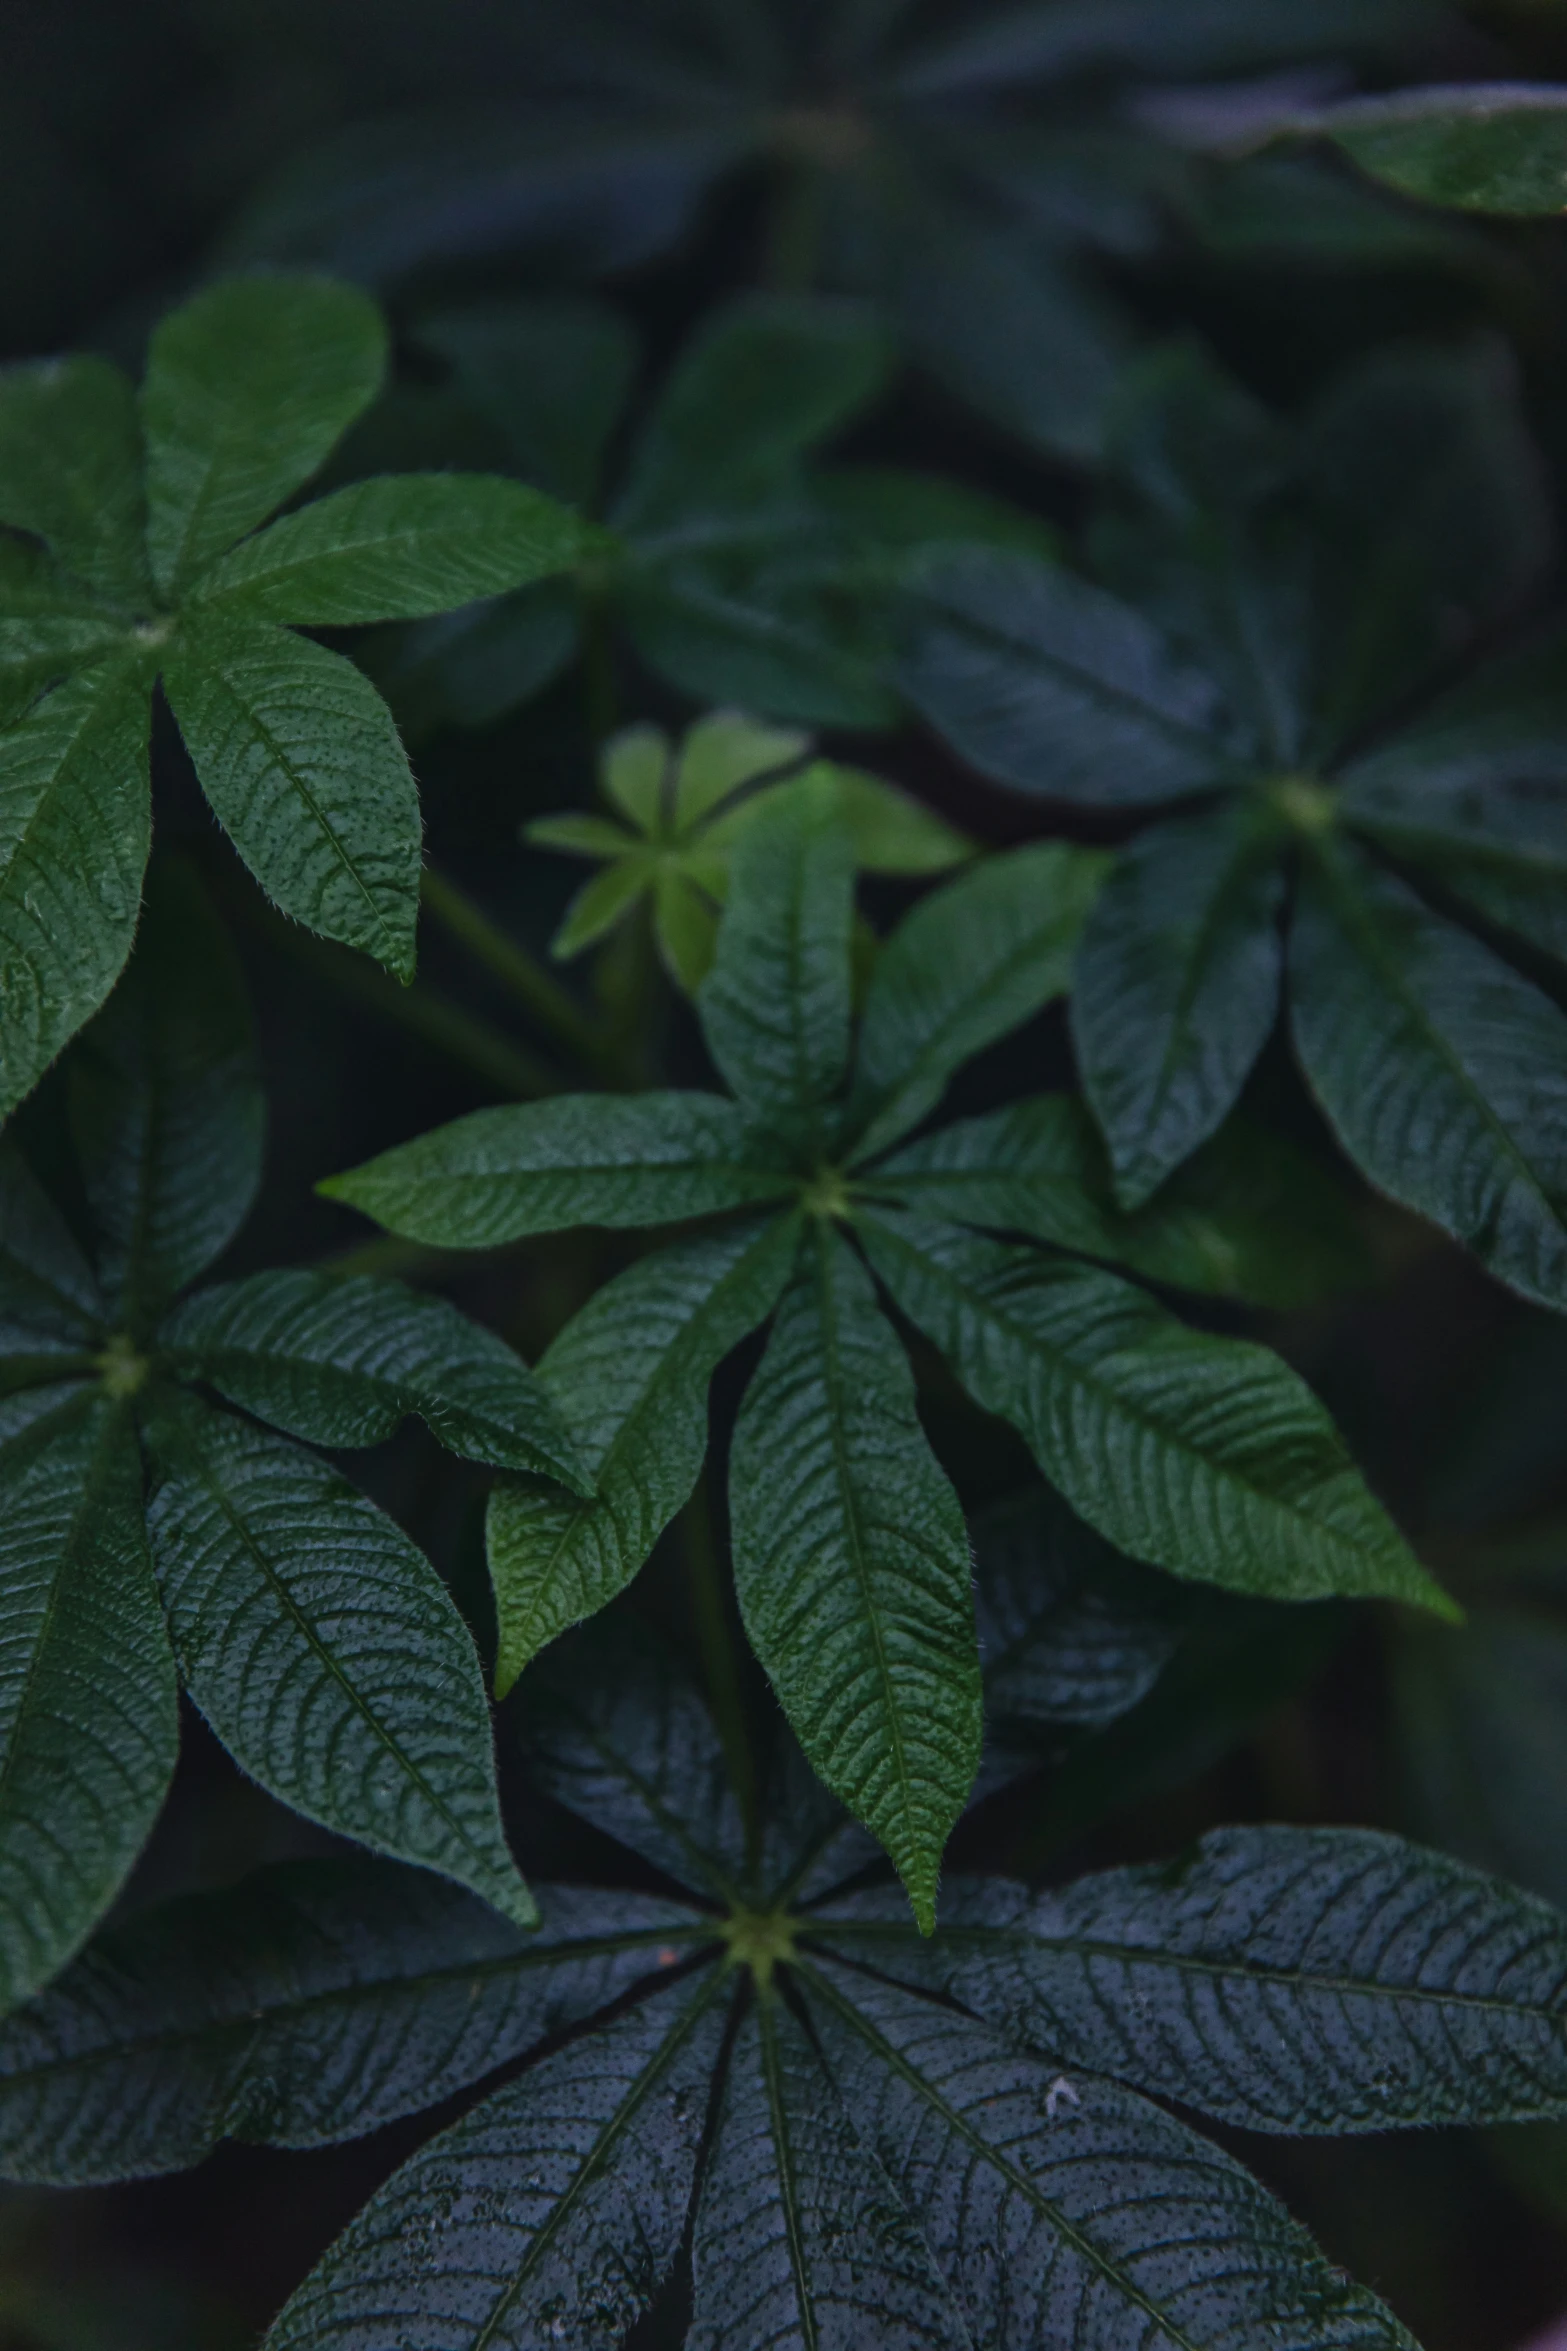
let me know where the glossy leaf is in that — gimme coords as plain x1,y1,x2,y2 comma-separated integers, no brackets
857,1209,1448,1614
163,1269,590,1489
487,1216,799,1696
0,356,148,608
144,1397,535,1928
729,1223,981,1930
322,1093,792,1248
1298,84,1567,217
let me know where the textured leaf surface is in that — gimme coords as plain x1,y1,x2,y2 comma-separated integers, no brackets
849,843,1108,1160
264,1968,729,2351
0,1396,177,2016
804,1963,1414,2351
323,1094,791,1248
0,356,148,606
140,274,386,596
145,1399,534,1927
730,1225,981,1929
857,1210,1446,1613
690,1995,972,2351
164,611,421,978
488,1217,799,1695
698,779,854,1155
165,1270,587,1487
900,549,1235,807
67,857,262,1322
1291,845,1567,1311
0,656,153,1123
191,474,586,625
0,1143,101,1352
0,1863,706,2183
1072,806,1284,1208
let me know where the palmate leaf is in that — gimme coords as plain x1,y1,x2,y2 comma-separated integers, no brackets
730,1223,981,1933
144,1395,535,1929
856,1207,1448,1615
0,1147,100,1360
488,1216,799,1697
0,357,148,608
0,1392,177,2016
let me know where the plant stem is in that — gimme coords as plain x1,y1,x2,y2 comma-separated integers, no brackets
419,868,628,1084
682,1471,760,1861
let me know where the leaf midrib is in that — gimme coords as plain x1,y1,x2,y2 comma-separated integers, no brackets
758,1999,818,2351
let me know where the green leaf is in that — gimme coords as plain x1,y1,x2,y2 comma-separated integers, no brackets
0,356,148,608
615,295,890,534
1297,84,1567,216
140,274,386,598
554,854,659,962
0,1142,102,1353
809,763,974,876
322,1093,792,1248
189,474,587,626
822,1825,1567,2135
144,1396,535,1928
162,610,421,980
697,777,855,1155
417,295,638,506
900,548,1236,806
1291,844,1567,1313
0,1862,705,2183
625,558,902,732
849,842,1109,1161
802,1962,1414,2351
690,1995,971,2351
163,1269,590,1490
729,1224,981,1930
816,464,1063,572
856,1208,1449,1614
487,1216,800,1696
0,654,154,1124
263,1969,730,2351
392,580,581,730
672,708,808,830
653,867,723,994
0,1395,177,2014
67,857,262,1325
1071,804,1285,1208
873,1097,1370,1311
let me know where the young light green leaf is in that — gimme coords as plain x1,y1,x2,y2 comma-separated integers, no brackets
188,473,587,625
145,1397,535,1929
67,857,262,1324
1296,84,1567,216
690,1996,972,2351
900,547,1236,806
163,1269,590,1490
849,842,1110,1161
0,356,148,608
0,1863,705,2183
163,610,421,980
856,1208,1449,1615
488,1216,800,1695
140,273,386,597
263,1969,730,2351
806,763,974,877
1072,805,1285,1209
697,776,855,1154
0,654,153,1124
671,708,808,829
322,1094,792,1248
1291,844,1567,1314
0,1395,177,2016
729,1224,982,1931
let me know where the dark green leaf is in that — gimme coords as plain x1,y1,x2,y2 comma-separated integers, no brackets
901,548,1236,806
140,274,387,598
0,654,154,1125
67,857,261,1324
0,1861,706,2184
163,1269,589,1489
730,1223,981,1930
488,1215,799,1696
1071,804,1285,1208
1291,843,1567,1313
0,356,148,608
849,842,1108,1161
391,580,581,729
263,1968,730,2351
1297,84,1567,216
417,296,638,506
624,557,903,731
322,1094,792,1248
145,1396,535,1928
189,474,587,626
0,1394,177,2015
162,611,422,980
857,1208,1448,1613
0,1142,102,1353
